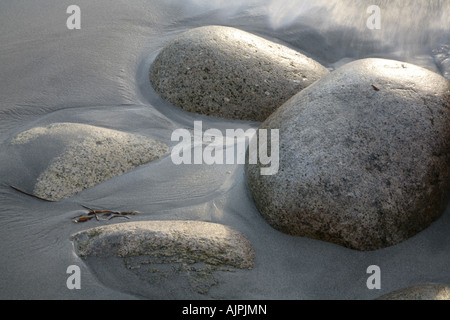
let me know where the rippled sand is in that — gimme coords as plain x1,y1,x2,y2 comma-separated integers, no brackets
0,0,449,299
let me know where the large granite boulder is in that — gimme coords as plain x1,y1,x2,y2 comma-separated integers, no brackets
150,25,329,121
245,58,450,251
72,220,255,294
10,123,168,201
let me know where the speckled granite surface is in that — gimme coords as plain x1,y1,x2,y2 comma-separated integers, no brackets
246,58,450,251
150,25,329,121
72,221,255,294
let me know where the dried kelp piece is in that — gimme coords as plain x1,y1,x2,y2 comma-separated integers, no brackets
72,206,139,223
10,185,138,223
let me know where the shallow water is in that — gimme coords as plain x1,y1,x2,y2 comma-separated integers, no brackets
0,0,449,299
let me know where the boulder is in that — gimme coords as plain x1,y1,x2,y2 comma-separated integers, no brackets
11,123,168,201
245,58,450,251
71,220,255,294
377,284,450,300
150,25,329,121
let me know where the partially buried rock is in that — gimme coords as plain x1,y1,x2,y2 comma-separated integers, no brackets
71,221,255,294
150,25,329,121
432,42,450,81
11,123,168,201
377,284,450,300
245,58,450,251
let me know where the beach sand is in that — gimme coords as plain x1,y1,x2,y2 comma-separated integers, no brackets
0,0,449,300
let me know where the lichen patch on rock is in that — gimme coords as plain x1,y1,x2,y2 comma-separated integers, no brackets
245,58,450,251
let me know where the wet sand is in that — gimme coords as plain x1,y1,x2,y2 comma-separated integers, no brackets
0,0,449,300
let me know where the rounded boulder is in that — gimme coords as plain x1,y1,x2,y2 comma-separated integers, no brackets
71,220,255,295
245,58,450,251
10,123,168,201
150,25,329,121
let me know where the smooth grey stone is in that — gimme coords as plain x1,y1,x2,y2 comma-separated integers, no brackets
150,25,329,121
377,284,450,300
11,123,168,201
72,221,255,294
245,58,450,251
